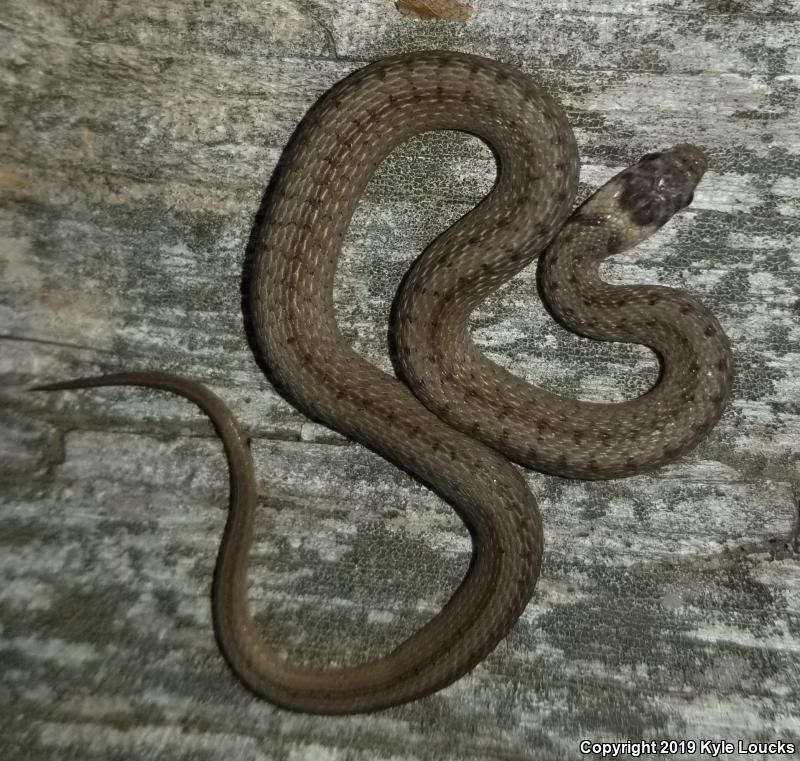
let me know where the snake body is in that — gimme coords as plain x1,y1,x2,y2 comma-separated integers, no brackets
35,51,732,713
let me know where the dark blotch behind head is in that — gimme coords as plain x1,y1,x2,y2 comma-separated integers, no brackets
619,144,707,228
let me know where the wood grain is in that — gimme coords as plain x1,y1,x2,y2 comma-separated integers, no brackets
1,0,798,757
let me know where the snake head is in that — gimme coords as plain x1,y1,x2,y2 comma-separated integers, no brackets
577,144,707,252
617,144,707,229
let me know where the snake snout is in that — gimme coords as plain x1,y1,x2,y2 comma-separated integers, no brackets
656,144,707,201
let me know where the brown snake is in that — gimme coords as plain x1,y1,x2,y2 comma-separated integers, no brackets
35,51,733,714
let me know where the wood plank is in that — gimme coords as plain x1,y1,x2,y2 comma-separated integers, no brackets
1,0,798,757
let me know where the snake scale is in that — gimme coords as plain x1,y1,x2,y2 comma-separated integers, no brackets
35,51,733,714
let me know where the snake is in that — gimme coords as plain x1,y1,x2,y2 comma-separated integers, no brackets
34,51,733,714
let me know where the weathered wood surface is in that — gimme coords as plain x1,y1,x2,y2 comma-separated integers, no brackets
1,1,798,759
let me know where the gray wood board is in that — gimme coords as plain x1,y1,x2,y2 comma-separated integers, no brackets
1,1,799,759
